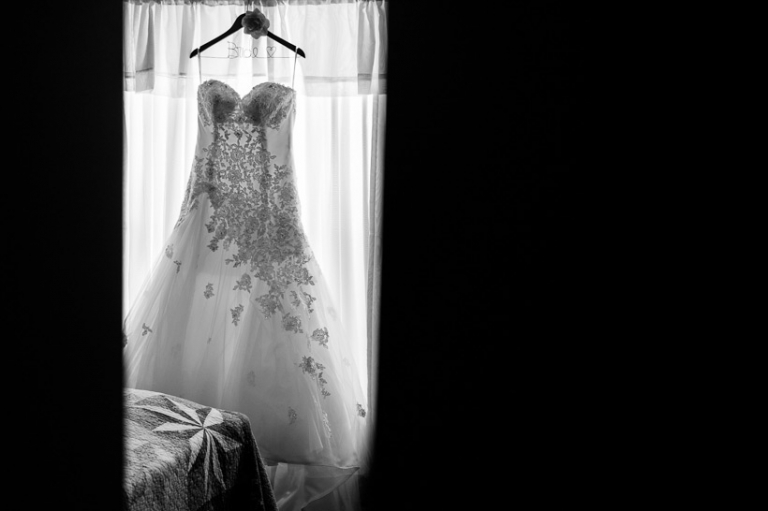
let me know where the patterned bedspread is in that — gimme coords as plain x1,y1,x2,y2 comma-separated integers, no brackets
124,388,278,511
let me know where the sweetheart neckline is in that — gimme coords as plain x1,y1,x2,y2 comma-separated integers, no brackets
200,79,295,100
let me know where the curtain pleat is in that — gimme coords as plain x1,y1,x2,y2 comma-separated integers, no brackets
365,93,384,430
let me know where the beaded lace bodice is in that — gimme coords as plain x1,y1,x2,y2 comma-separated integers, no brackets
171,80,332,369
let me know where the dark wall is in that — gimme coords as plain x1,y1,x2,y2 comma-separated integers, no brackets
11,2,125,508
368,3,590,509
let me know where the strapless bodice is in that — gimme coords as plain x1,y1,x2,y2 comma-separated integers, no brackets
198,79,295,130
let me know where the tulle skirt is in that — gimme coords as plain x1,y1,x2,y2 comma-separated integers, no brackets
124,194,368,510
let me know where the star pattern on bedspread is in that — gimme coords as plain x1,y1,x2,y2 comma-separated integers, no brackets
135,397,242,492
124,421,176,468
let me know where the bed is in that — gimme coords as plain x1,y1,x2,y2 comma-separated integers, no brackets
124,388,278,511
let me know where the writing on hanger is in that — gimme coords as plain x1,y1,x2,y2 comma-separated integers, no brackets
190,12,306,59
225,42,297,59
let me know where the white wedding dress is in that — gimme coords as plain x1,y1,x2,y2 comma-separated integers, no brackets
123,79,367,510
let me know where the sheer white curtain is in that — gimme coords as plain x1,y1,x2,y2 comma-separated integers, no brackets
123,0,386,443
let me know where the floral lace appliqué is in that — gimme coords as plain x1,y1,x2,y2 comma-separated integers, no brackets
311,328,329,349
297,356,331,398
141,323,153,336
231,304,244,326
288,407,297,425
290,290,317,313
282,313,303,334
304,293,316,313
233,273,252,293
357,404,367,418
256,294,280,318
204,283,214,299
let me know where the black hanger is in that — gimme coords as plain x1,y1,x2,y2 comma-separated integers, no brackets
189,13,306,59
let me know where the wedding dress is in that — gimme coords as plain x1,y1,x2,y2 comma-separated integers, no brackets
123,79,367,510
